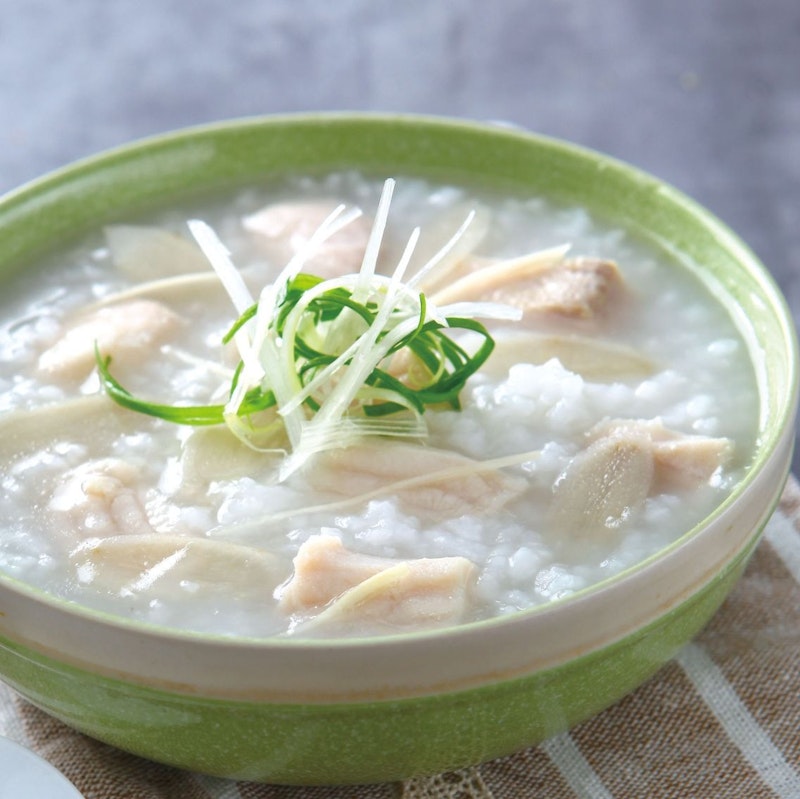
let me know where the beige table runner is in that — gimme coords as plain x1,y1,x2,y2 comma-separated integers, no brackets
2,478,800,799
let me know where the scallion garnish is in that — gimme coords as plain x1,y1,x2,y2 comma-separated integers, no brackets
96,180,522,479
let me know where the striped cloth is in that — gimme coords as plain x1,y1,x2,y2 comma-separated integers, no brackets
2,478,800,799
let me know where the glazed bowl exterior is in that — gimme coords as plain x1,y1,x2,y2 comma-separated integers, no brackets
0,114,796,785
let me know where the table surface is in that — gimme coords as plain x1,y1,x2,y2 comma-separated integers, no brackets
1,0,799,466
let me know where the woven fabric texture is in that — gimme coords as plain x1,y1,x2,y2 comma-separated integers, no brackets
2,480,800,799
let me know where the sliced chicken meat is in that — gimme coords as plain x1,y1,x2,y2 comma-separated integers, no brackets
38,299,182,381
431,249,625,321
588,418,733,490
548,418,733,539
279,534,406,612
281,534,477,633
48,457,155,540
243,201,373,278
548,434,655,537
519,257,623,319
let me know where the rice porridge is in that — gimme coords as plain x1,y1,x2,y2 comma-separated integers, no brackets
0,172,760,638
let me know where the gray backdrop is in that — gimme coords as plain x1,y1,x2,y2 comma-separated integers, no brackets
1,0,798,466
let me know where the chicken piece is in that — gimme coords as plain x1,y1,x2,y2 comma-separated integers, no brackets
589,418,733,490
282,534,477,633
307,441,528,520
430,245,567,306
548,434,655,537
280,534,403,612
517,257,623,318
104,225,211,280
49,458,154,540
38,299,182,381
309,558,477,632
243,201,373,278
547,417,733,540
432,249,624,320
70,534,280,601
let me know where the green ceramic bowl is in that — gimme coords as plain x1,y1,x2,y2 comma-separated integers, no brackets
0,114,796,785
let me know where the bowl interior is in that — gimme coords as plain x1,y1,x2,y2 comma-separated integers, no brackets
0,113,796,639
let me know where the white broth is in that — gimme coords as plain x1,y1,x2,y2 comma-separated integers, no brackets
0,172,760,638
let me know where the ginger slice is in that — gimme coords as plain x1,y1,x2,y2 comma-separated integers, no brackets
484,332,655,381
70,534,280,601
406,201,492,293
179,426,281,493
307,441,528,519
105,225,211,280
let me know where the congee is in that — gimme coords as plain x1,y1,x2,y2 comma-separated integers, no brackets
0,172,759,638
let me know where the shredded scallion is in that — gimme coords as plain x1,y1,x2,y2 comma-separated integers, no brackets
95,180,522,478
